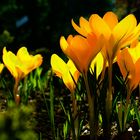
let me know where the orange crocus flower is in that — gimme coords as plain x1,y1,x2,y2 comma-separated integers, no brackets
117,43,140,91
51,54,80,93
72,11,140,63
60,34,104,74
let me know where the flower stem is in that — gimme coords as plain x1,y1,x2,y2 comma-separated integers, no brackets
124,87,131,131
83,72,97,140
71,91,79,140
104,60,113,139
13,78,20,105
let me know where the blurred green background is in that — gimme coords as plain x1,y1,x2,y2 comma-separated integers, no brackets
0,0,140,61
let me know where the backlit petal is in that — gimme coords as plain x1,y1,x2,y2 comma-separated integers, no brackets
89,14,111,39
103,11,118,30
128,42,140,63
67,59,80,83
117,48,135,79
113,14,137,46
60,36,69,52
90,52,104,78
132,59,140,89
51,54,68,78
51,54,79,92
72,17,91,37
60,36,81,72
119,23,140,48
0,63,4,73
3,47,24,79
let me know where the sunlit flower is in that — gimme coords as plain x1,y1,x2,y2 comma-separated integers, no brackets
72,11,140,62
117,43,140,91
2,47,43,81
51,54,80,92
90,52,104,79
90,12,140,62
60,33,104,74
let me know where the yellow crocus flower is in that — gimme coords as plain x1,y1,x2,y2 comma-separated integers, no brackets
117,44,140,91
51,54,80,93
72,11,140,63
60,34,104,74
2,47,43,81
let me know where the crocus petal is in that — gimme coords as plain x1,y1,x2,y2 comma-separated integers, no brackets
60,35,83,72
69,35,92,72
79,17,92,33
117,44,140,91
128,42,140,63
60,35,81,71
89,14,111,39
17,47,34,70
33,54,43,69
132,59,140,89
0,63,4,73
90,52,104,78
51,54,79,92
2,47,26,79
17,47,31,61
112,14,137,47
17,47,43,73
117,48,135,79
51,54,68,78
103,11,118,30
119,23,140,48
60,36,69,51
130,38,139,48
127,43,140,90
71,17,91,37
67,59,80,84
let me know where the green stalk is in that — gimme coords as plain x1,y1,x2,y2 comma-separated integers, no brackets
83,72,97,140
50,77,56,139
13,78,20,105
71,91,79,140
23,76,28,104
118,101,123,132
105,59,113,139
123,87,131,131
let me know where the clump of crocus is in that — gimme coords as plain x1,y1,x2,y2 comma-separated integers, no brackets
72,11,140,63
2,47,43,104
60,11,140,140
117,41,140,92
60,32,105,140
117,40,140,131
